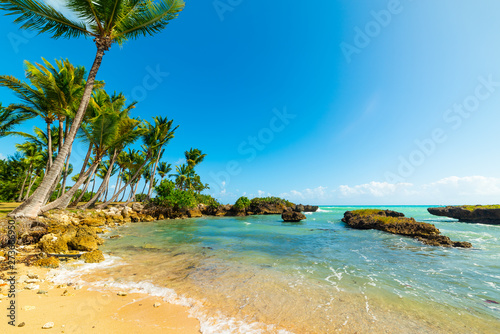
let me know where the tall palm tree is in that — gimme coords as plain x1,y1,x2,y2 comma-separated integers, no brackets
156,161,172,181
185,148,206,170
15,142,44,201
3,0,185,218
170,163,191,191
146,116,178,199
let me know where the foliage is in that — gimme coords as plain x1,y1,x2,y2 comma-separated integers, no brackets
71,190,96,203
0,158,24,201
250,196,295,208
153,179,197,210
135,193,147,202
348,209,386,217
195,193,220,209
462,205,500,211
234,196,251,210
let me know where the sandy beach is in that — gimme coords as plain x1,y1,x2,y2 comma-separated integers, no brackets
0,264,200,333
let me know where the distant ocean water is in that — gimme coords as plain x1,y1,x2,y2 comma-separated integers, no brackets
54,206,500,333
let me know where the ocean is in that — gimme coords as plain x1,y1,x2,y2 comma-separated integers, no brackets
52,206,500,333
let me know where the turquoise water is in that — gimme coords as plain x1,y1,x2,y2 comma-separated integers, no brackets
94,206,500,333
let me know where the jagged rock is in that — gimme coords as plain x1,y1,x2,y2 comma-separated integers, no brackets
294,204,305,212
187,208,202,218
81,250,105,263
131,203,144,212
303,205,319,212
81,217,106,227
122,206,132,218
38,234,68,254
428,206,500,225
342,210,472,248
68,226,100,251
282,211,307,222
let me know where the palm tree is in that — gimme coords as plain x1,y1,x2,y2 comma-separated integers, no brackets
157,162,172,181
185,148,206,169
145,116,178,199
0,103,32,137
170,163,191,191
4,0,185,218
15,142,44,201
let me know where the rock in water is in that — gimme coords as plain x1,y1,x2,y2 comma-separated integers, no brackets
81,250,105,263
342,209,472,248
428,206,500,225
282,211,307,222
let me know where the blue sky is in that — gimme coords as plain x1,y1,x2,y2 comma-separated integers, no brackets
1,0,500,205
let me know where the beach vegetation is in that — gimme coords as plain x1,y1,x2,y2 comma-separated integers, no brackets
462,204,500,211
234,196,251,210
250,196,295,208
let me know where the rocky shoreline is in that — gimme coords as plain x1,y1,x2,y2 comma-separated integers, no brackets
427,205,500,225
342,209,472,248
0,202,319,269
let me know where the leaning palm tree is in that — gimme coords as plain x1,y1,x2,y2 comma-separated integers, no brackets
185,148,206,170
3,0,185,218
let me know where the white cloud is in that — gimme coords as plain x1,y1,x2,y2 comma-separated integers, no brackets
280,186,331,204
334,176,500,205
0,153,5,160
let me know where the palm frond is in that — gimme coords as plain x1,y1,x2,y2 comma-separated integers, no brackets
0,0,91,38
113,0,184,44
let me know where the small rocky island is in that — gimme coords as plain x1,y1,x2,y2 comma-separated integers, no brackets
342,209,472,248
427,205,500,225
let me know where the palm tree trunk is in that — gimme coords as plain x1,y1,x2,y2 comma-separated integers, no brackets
10,46,106,218
41,157,101,212
46,121,53,170
17,164,31,202
97,152,151,209
118,186,127,202
141,180,148,197
71,171,94,207
125,182,139,204
146,147,162,199
112,168,123,198
60,119,71,196
24,171,38,201
80,150,118,209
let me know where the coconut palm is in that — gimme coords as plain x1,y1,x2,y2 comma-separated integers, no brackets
170,163,191,191
185,148,206,170
0,102,32,137
156,162,172,181
145,116,178,199
98,116,177,208
15,142,43,201
3,0,185,218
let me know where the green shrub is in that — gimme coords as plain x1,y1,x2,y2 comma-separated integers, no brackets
154,179,197,210
234,196,251,210
250,196,294,207
195,193,220,208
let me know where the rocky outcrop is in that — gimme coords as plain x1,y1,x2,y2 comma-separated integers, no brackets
282,211,307,222
428,206,500,225
295,205,319,212
342,210,472,248
81,250,105,263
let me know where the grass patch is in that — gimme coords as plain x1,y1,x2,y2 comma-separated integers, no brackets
349,209,385,217
462,204,500,211
0,202,20,218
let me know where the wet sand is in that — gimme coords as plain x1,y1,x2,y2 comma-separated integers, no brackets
0,264,200,333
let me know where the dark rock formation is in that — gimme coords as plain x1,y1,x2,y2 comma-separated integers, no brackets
428,206,500,225
294,204,319,212
282,211,307,222
342,210,472,248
